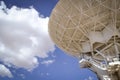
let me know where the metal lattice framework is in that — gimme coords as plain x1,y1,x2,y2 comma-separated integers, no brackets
49,0,120,60
49,0,120,80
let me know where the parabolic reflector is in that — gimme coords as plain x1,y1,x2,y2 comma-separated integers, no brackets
49,0,120,58
49,0,120,79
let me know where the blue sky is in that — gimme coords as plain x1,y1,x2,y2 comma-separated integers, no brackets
0,0,98,80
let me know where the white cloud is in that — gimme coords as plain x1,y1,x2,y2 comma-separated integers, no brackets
40,72,50,76
19,74,25,79
0,64,13,78
46,73,50,76
0,0,55,72
85,76,93,80
41,60,55,65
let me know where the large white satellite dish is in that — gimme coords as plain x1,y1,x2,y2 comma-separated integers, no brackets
49,0,120,80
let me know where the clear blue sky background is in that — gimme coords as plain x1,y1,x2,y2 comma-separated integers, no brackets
0,0,98,80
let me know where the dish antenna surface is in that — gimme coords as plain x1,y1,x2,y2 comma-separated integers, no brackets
49,0,120,80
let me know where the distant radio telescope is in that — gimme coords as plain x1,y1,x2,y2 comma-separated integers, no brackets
49,0,120,80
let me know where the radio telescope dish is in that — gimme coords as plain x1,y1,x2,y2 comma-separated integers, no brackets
49,0,120,80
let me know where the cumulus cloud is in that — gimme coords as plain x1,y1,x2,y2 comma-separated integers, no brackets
84,76,93,80
0,1,55,72
40,73,50,76
0,64,13,78
41,60,55,66
19,74,25,79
